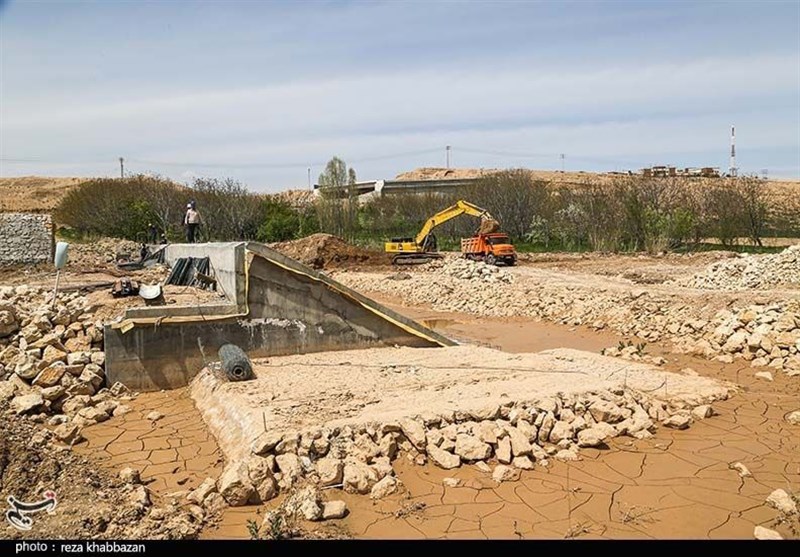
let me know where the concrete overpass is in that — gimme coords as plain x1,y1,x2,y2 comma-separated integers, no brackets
314,177,482,199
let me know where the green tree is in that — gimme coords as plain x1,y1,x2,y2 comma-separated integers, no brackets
257,199,301,242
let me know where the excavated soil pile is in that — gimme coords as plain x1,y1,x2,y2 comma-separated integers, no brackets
271,234,391,269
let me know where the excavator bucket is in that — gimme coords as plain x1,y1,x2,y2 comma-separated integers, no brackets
478,218,500,235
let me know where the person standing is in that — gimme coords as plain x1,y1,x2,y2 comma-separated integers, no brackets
184,201,202,243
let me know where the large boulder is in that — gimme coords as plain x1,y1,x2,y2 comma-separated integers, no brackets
217,463,255,506
316,458,344,487
427,444,461,470
588,400,626,423
766,489,798,515
454,434,492,461
11,392,44,415
370,476,400,500
399,418,426,450
342,460,378,494
32,362,67,388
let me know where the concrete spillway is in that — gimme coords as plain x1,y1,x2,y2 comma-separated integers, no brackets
104,242,453,391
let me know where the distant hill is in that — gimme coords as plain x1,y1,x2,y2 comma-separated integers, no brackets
0,177,84,213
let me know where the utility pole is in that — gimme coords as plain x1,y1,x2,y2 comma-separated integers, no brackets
729,126,737,178
307,167,312,190
560,153,565,172
119,157,124,179
446,145,451,169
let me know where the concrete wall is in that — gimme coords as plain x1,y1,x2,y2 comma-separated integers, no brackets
0,213,54,266
105,242,452,391
164,242,246,308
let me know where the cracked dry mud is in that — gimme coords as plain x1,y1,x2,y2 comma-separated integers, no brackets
77,303,799,540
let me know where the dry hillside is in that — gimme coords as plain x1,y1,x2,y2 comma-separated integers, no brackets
0,176,84,213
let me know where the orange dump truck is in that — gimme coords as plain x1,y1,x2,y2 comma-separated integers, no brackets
461,233,517,266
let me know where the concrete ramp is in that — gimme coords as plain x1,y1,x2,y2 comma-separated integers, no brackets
105,242,453,391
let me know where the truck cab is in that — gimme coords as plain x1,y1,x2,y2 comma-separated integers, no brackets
461,233,517,266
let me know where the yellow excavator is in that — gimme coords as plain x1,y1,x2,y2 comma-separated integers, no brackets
384,200,506,265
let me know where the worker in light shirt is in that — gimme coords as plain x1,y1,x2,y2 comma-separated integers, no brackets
183,200,202,243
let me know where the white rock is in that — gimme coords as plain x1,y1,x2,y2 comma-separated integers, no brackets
512,456,535,470
754,371,773,382
475,461,492,473
298,493,322,521
11,392,44,415
495,436,512,464
370,476,400,499
753,526,783,540
399,418,426,450
786,410,800,425
442,477,461,488
454,434,492,461
427,444,461,470
589,400,626,423
342,460,377,494
507,426,532,456
146,410,164,422
54,423,83,445
691,405,714,420
577,426,610,448
548,420,575,444
555,448,580,461
662,414,691,430
730,462,751,478
275,454,303,487
316,457,343,487
322,500,347,520
0,380,18,400
217,463,255,506
492,464,520,483
766,489,798,515
187,478,217,505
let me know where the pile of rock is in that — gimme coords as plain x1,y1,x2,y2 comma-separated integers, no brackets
0,285,134,441
69,238,142,268
676,246,800,291
427,257,513,283
674,301,800,374
211,386,727,508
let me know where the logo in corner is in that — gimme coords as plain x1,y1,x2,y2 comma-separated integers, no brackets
5,490,58,531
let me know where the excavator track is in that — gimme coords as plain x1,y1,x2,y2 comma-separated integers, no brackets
391,253,444,265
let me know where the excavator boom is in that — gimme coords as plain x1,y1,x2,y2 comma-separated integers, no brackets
414,200,494,245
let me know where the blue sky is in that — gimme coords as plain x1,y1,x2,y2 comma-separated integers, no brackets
1,0,799,191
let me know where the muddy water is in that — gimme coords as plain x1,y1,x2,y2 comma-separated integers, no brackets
81,303,799,539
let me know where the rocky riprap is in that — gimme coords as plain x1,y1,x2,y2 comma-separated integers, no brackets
202,384,731,513
0,285,135,444
336,249,800,376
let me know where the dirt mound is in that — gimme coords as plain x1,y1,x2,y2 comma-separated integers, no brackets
270,234,390,269
0,177,84,213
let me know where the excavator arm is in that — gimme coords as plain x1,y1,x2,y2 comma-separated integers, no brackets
414,200,494,246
